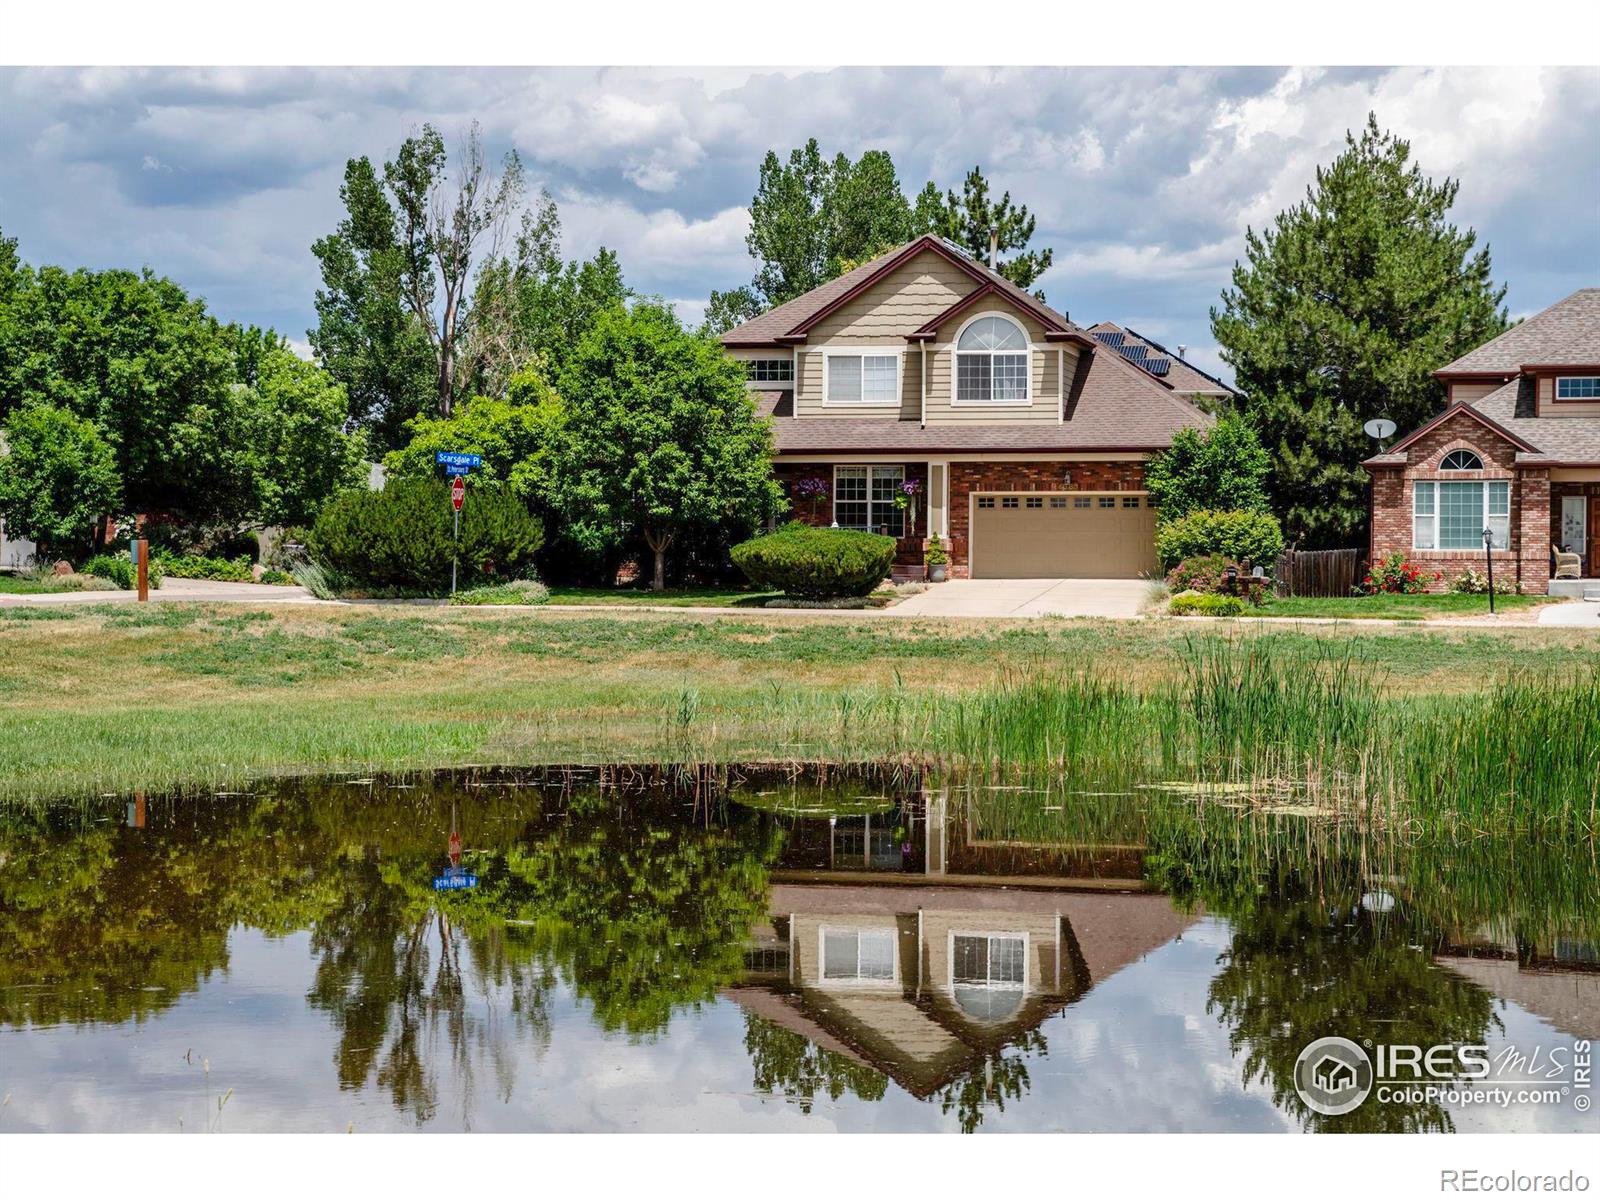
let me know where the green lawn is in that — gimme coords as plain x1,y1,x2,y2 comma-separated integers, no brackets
1253,593,1560,620
0,573,116,595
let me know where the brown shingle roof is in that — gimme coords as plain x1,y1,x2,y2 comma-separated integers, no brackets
1086,321,1240,398
721,235,1086,346
1472,377,1600,463
1436,288,1600,376
756,347,1211,456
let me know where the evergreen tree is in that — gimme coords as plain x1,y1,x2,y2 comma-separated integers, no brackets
1212,114,1508,548
913,167,1054,292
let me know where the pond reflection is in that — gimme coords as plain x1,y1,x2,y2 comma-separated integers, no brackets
0,766,1594,1133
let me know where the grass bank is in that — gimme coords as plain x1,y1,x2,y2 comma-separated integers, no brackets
1,603,1597,822
1252,593,1557,620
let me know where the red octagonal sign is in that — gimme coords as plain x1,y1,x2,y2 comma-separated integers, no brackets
450,476,465,511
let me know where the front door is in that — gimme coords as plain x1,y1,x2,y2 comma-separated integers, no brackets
1590,495,1600,575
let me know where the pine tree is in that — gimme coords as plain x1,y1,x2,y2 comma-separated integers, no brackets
1212,114,1508,548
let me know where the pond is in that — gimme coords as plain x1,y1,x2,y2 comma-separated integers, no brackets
1,765,1595,1134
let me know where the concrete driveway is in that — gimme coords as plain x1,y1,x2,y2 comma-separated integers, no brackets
888,577,1151,619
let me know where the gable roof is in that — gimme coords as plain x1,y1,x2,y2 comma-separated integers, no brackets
1471,376,1600,464
1086,322,1241,397
1435,288,1600,377
721,235,1094,348
1362,394,1544,467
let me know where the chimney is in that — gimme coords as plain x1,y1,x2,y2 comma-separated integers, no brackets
988,227,998,270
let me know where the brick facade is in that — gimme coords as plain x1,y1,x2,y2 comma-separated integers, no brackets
946,460,1146,577
774,458,1148,578
1366,408,1550,593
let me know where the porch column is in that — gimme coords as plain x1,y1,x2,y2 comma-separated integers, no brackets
928,461,949,539
1516,467,1551,593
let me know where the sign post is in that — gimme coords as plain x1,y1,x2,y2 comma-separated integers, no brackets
450,476,465,596
135,538,149,603
435,454,480,599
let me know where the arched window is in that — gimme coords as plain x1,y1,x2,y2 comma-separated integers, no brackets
956,315,1030,403
1440,449,1484,471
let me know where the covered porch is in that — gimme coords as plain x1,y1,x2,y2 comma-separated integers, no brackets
1551,473,1600,596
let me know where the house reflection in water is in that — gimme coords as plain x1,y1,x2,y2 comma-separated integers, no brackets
1435,928,1600,1041
725,788,1195,1099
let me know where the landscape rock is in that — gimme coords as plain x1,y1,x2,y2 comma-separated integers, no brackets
53,560,73,576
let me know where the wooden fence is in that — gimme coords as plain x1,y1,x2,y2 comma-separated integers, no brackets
1274,548,1365,597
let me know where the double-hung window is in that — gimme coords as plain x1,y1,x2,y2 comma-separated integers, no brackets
834,465,906,537
1413,480,1510,550
1556,377,1600,401
825,351,899,405
821,928,896,983
955,315,1030,403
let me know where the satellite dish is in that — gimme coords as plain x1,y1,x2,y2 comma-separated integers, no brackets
1364,418,1397,440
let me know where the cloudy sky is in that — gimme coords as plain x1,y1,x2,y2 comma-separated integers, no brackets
1,65,1596,381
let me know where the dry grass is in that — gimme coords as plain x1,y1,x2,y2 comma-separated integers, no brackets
1,601,1597,803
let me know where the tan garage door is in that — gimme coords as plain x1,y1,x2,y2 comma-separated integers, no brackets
970,493,1159,579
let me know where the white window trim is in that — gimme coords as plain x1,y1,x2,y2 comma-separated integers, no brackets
1555,376,1600,401
948,929,1029,993
742,352,795,389
833,464,907,536
818,925,899,989
1412,479,1511,551
951,313,1035,407
821,346,903,408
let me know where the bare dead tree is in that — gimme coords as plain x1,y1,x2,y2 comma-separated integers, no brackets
385,121,524,418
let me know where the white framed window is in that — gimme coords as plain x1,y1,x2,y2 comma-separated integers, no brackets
1556,376,1600,401
1439,449,1484,471
824,349,901,406
834,465,905,537
950,931,1027,1022
954,315,1031,404
1413,480,1510,550
821,927,897,984
744,358,794,384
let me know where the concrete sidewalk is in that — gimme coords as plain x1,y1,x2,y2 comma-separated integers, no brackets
0,577,325,606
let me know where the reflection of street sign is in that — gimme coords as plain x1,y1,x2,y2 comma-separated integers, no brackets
435,451,482,471
451,477,465,511
432,866,478,891
448,830,462,866
1363,418,1397,440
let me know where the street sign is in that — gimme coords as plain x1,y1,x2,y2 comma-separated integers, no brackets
435,451,482,471
451,476,466,511
432,866,479,892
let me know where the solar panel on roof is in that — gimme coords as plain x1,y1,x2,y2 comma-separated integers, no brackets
1093,330,1125,346
1147,358,1171,376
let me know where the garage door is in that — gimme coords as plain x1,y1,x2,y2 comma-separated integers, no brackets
970,493,1159,579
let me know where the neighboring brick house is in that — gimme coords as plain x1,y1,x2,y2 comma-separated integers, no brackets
1363,288,1600,594
720,235,1216,579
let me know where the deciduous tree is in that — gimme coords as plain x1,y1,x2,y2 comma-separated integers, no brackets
551,303,782,590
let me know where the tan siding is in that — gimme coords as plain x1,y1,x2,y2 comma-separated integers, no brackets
919,911,1062,996
1450,380,1501,405
924,296,1061,424
1543,373,1600,417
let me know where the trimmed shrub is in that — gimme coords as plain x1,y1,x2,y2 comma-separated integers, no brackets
309,478,544,592
1168,591,1245,617
258,568,296,586
730,524,896,599
82,553,164,590
1155,508,1284,570
1165,554,1234,594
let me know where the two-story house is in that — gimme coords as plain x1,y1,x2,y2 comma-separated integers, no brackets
1363,288,1600,594
720,234,1222,579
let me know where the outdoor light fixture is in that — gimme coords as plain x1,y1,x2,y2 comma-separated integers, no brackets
1482,526,1496,614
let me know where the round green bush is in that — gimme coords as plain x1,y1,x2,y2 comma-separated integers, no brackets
730,524,896,600
1155,508,1284,570
309,478,544,592
81,553,164,590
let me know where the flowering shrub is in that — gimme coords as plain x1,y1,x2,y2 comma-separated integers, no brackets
1166,554,1234,594
792,476,829,501
1451,567,1520,596
1361,552,1439,595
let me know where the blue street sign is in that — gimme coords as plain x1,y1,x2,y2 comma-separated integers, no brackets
435,451,482,471
432,867,479,891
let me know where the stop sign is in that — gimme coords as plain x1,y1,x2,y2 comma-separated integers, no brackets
450,476,465,511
